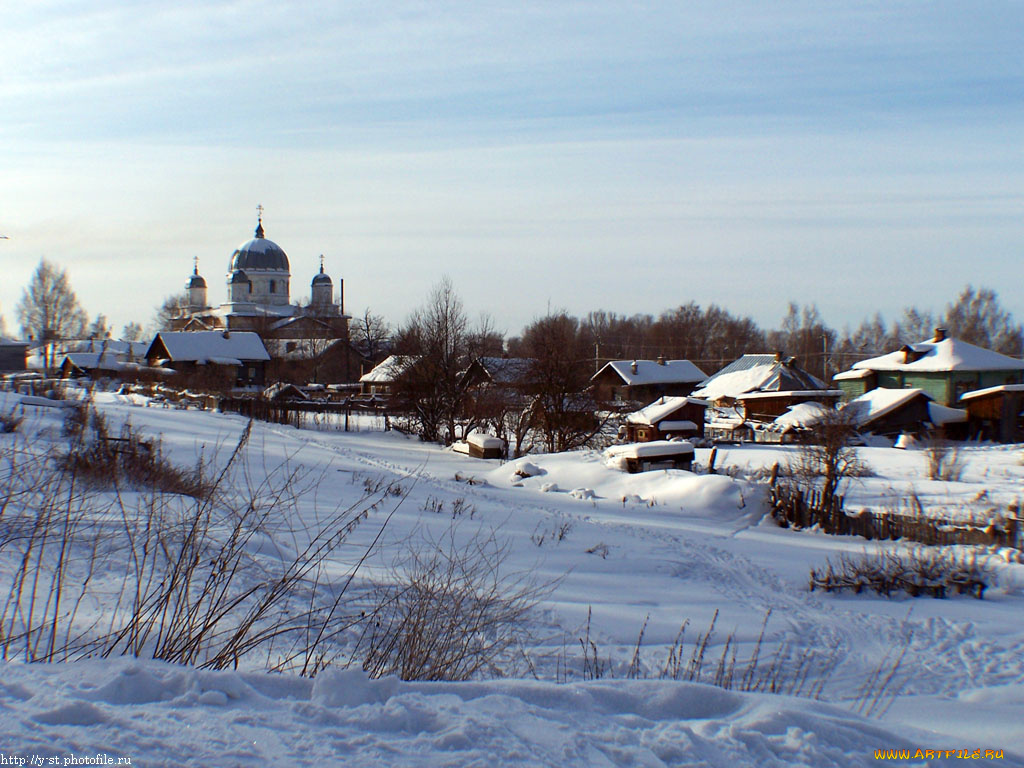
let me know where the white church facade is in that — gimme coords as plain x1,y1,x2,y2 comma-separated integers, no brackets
171,213,361,381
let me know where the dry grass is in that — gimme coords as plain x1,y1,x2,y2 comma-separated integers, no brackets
809,547,991,599
924,441,967,482
356,522,551,681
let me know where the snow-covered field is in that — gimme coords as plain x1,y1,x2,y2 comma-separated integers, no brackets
1,388,1023,767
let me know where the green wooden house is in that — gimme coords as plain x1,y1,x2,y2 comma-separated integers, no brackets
833,329,1024,406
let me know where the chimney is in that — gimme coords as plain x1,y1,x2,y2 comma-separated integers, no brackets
933,327,947,342
774,351,783,363
630,360,638,375
222,331,230,339
656,355,666,366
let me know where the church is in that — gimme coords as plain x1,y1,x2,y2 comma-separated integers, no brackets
171,211,362,381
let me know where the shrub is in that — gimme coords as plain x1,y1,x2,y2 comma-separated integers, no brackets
924,441,967,482
357,524,550,681
0,408,23,433
809,548,990,599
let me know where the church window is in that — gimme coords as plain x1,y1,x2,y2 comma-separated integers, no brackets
270,280,276,294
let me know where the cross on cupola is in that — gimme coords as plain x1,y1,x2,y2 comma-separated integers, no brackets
255,204,265,238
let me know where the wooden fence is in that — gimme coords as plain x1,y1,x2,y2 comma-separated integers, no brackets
768,467,1023,551
218,398,391,432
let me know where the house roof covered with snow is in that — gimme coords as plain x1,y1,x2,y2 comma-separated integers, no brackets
959,383,1024,402
841,387,931,427
593,359,707,386
625,396,708,425
772,401,831,431
692,355,826,401
850,335,1024,373
147,331,270,363
61,352,126,372
359,355,418,383
472,357,535,385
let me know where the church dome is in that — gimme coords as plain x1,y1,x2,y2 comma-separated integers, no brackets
188,267,207,289
229,219,290,272
312,264,332,286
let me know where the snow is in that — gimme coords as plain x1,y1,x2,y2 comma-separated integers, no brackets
842,387,928,426
851,336,1024,373
149,331,270,363
604,440,695,460
359,354,417,383
928,401,968,425
594,359,707,386
1,388,1024,765
960,383,1024,401
467,432,503,449
656,419,698,431
625,396,708,425
773,401,830,430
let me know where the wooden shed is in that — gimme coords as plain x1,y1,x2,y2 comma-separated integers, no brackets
605,441,695,473
959,384,1024,442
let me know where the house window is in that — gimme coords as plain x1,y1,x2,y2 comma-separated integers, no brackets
248,367,256,379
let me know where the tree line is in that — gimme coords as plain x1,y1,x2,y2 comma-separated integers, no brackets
6,258,1024,393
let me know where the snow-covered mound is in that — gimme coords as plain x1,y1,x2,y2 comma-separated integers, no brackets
490,449,748,519
5,657,1012,768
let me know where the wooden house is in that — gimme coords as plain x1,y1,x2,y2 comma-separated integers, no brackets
959,384,1024,442
623,396,708,442
358,355,418,397
833,328,1024,406
145,331,270,388
841,387,966,439
590,358,707,404
0,338,30,373
693,354,841,440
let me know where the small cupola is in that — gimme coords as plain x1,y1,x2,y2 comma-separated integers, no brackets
311,255,334,307
186,257,208,310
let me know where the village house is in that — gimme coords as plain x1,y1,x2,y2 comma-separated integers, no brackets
0,337,29,373
841,387,967,439
692,353,841,441
358,355,418,397
145,331,271,388
590,358,707,404
622,396,708,442
958,384,1024,442
833,328,1024,407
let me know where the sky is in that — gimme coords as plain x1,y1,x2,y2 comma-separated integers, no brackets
1,0,1022,341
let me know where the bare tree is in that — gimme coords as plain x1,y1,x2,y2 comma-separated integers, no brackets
16,259,88,372
87,314,112,340
351,308,391,363
941,285,1023,355
522,313,604,453
152,293,187,333
122,322,144,343
394,278,470,444
791,407,866,499
767,303,836,381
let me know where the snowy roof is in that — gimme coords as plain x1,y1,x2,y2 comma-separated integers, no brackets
772,401,831,431
467,432,504,449
927,402,967,425
70,340,149,357
0,337,29,347
692,355,825,401
958,383,1024,402
148,331,270,363
841,387,931,427
605,440,694,460
593,359,707,386
475,357,535,384
832,368,873,381
61,352,125,371
625,396,708,425
850,336,1024,373
359,355,418,383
